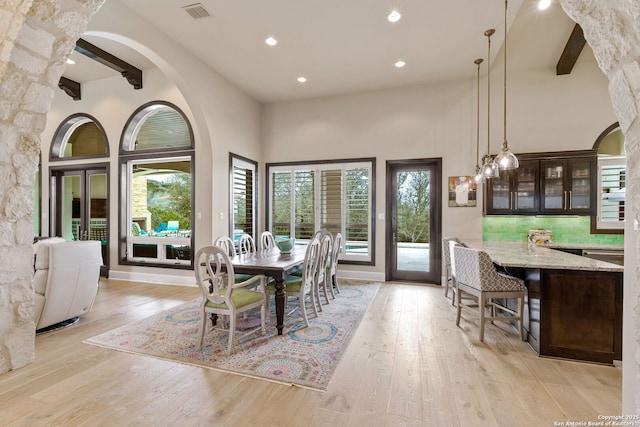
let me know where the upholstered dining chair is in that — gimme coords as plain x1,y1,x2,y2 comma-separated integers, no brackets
214,235,237,256
265,237,321,328
214,235,254,283
238,233,257,254
194,245,266,355
260,231,276,251
328,232,343,294
452,245,525,342
314,234,333,311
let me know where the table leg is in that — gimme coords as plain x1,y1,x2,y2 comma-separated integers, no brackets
275,278,285,335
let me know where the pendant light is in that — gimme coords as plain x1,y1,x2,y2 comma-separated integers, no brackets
473,58,484,183
481,28,499,180
493,0,519,170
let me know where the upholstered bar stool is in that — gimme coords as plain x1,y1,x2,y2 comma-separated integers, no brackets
442,237,462,304
452,246,525,342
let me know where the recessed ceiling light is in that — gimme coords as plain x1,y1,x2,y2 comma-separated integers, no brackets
394,60,406,68
297,76,307,83
538,0,551,10
66,58,75,65
387,10,401,23
265,36,278,46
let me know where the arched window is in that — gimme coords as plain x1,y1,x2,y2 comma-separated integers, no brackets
50,114,109,160
119,101,195,268
592,122,625,234
120,101,193,153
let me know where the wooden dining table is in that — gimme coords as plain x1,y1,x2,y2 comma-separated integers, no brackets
227,247,307,335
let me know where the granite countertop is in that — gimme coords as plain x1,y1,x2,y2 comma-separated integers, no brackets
545,242,624,251
464,240,623,272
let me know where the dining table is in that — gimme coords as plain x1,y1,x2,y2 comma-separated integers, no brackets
227,246,307,335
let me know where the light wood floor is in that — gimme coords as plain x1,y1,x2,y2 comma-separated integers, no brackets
0,278,621,426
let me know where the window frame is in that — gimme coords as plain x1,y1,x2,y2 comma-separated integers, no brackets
50,113,109,161
591,122,625,234
118,101,195,269
266,157,376,265
229,153,258,241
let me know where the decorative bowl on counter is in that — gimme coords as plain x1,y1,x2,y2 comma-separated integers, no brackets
528,229,553,245
275,237,295,254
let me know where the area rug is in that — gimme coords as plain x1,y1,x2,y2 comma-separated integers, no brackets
83,280,379,391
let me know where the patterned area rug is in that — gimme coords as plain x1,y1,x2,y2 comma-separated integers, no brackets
84,281,379,391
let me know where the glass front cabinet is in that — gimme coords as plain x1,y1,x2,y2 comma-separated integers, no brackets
484,151,595,216
540,157,595,214
484,160,539,214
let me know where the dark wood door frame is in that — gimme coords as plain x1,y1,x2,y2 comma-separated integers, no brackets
385,158,442,283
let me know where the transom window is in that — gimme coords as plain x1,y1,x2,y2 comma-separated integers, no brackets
50,113,109,160
121,102,193,152
267,158,375,265
119,101,195,268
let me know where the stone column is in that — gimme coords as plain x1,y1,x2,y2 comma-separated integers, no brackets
0,0,104,373
560,0,640,414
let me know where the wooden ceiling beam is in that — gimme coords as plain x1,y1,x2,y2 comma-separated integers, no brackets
74,38,143,89
58,77,81,100
556,24,586,75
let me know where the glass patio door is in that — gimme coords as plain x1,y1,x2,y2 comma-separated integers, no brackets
51,167,108,275
386,159,442,283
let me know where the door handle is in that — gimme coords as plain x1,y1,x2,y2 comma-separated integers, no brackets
569,190,572,210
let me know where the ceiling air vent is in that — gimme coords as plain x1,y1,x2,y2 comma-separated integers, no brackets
182,3,212,19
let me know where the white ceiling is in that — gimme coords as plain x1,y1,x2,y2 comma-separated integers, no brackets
61,0,588,103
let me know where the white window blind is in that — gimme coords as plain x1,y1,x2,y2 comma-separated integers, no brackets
231,156,257,239
597,156,625,229
271,170,292,238
268,160,374,263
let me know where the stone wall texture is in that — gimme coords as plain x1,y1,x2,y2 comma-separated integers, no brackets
0,0,104,373
560,0,640,414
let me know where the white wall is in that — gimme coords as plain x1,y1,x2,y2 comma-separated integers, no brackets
40,0,617,283
40,0,262,284
262,44,617,277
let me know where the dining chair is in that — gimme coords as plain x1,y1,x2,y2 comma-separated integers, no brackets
238,233,257,254
314,234,333,311
214,235,237,256
265,237,320,328
260,231,276,251
214,235,255,283
328,232,343,294
194,245,266,355
452,245,525,342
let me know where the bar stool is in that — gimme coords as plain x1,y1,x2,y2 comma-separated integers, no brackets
452,245,525,342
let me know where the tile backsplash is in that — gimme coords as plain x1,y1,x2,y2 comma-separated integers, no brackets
483,216,624,245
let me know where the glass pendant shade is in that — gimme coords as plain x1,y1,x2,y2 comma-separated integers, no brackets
474,165,485,183
493,142,519,170
497,0,519,171
481,154,499,179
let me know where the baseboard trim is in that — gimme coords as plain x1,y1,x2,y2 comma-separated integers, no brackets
108,270,195,287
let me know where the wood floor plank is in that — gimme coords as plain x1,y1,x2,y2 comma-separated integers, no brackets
0,278,622,426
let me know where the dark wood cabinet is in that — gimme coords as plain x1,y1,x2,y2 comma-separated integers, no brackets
484,160,539,214
540,157,595,214
539,268,622,364
484,150,596,216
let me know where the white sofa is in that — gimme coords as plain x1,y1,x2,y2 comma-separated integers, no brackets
33,240,102,330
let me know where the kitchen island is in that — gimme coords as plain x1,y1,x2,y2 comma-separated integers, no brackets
465,241,623,364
